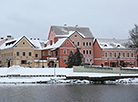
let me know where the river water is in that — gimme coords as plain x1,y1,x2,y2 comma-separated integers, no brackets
0,84,138,102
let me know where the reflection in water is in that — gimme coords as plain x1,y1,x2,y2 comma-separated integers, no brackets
0,84,138,102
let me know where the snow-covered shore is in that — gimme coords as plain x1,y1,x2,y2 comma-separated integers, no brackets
0,65,138,84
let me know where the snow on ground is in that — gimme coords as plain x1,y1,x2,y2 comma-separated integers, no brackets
0,65,73,75
0,65,138,84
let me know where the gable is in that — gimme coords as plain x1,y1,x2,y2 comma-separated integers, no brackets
69,31,84,39
93,39,102,50
13,37,35,48
61,39,76,48
48,27,55,41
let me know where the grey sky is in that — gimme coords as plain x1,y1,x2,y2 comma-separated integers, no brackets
0,0,138,39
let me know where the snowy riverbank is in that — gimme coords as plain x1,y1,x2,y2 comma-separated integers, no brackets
0,65,138,84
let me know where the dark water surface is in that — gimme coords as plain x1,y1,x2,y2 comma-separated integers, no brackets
0,84,138,102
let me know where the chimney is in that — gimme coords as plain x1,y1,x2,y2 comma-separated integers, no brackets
44,44,47,47
1,36,4,40
75,25,78,27
50,40,52,45
7,35,11,38
64,24,67,26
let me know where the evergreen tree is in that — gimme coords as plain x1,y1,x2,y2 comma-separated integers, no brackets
67,51,74,68
73,48,83,66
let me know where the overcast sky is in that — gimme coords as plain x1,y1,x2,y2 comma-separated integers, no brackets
0,0,138,39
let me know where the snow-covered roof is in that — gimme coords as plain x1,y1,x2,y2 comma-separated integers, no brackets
51,25,94,38
42,38,68,50
30,39,49,49
96,38,130,50
0,36,36,50
0,38,18,50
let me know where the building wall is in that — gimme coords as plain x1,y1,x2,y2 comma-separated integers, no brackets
93,39,103,65
93,39,137,67
48,27,55,45
0,38,42,68
69,32,93,64
102,50,137,67
58,39,76,67
0,48,13,67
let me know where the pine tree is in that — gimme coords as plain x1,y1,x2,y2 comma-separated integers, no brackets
67,51,74,68
73,48,83,66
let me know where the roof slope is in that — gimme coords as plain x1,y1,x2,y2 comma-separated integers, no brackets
0,36,36,50
43,37,76,50
51,25,94,38
96,38,131,50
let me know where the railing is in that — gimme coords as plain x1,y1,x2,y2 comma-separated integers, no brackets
74,66,138,74
0,75,66,78
84,65,113,70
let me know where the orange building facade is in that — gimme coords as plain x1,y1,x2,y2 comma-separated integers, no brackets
42,38,76,67
48,25,94,64
94,39,137,67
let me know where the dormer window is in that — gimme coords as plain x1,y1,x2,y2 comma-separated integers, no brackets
104,44,107,47
23,42,25,44
117,45,120,47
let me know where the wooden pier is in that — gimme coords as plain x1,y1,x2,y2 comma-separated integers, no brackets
66,75,138,83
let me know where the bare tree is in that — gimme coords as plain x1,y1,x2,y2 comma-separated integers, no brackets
129,24,138,48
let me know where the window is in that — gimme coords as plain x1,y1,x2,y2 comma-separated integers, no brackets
87,58,89,62
127,53,129,57
117,45,120,47
75,35,77,37
131,62,134,65
83,50,85,54
110,52,112,57
29,52,31,56
63,50,67,54
52,52,54,57
16,52,19,56
89,50,91,54
21,60,26,64
48,51,51,55
43,51,45,56
83,42,85,46
105,62,109,66
70,50,73,54
83,58,85,62
55,51,58,56
105,52,108,57
114,52,117,57
86,42,88,46
23,42,25,44
89,42,91,46
77,42,80,46
67,41,69,45
64,59,67,64
131,53,134,57
104,44,107,47
123,53,125,57
118,52,121,57
86,50,88,54
23,52,25,56
35,54,38,57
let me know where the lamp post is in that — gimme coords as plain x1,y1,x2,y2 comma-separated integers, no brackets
107,58,109,67
54,61,56,77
